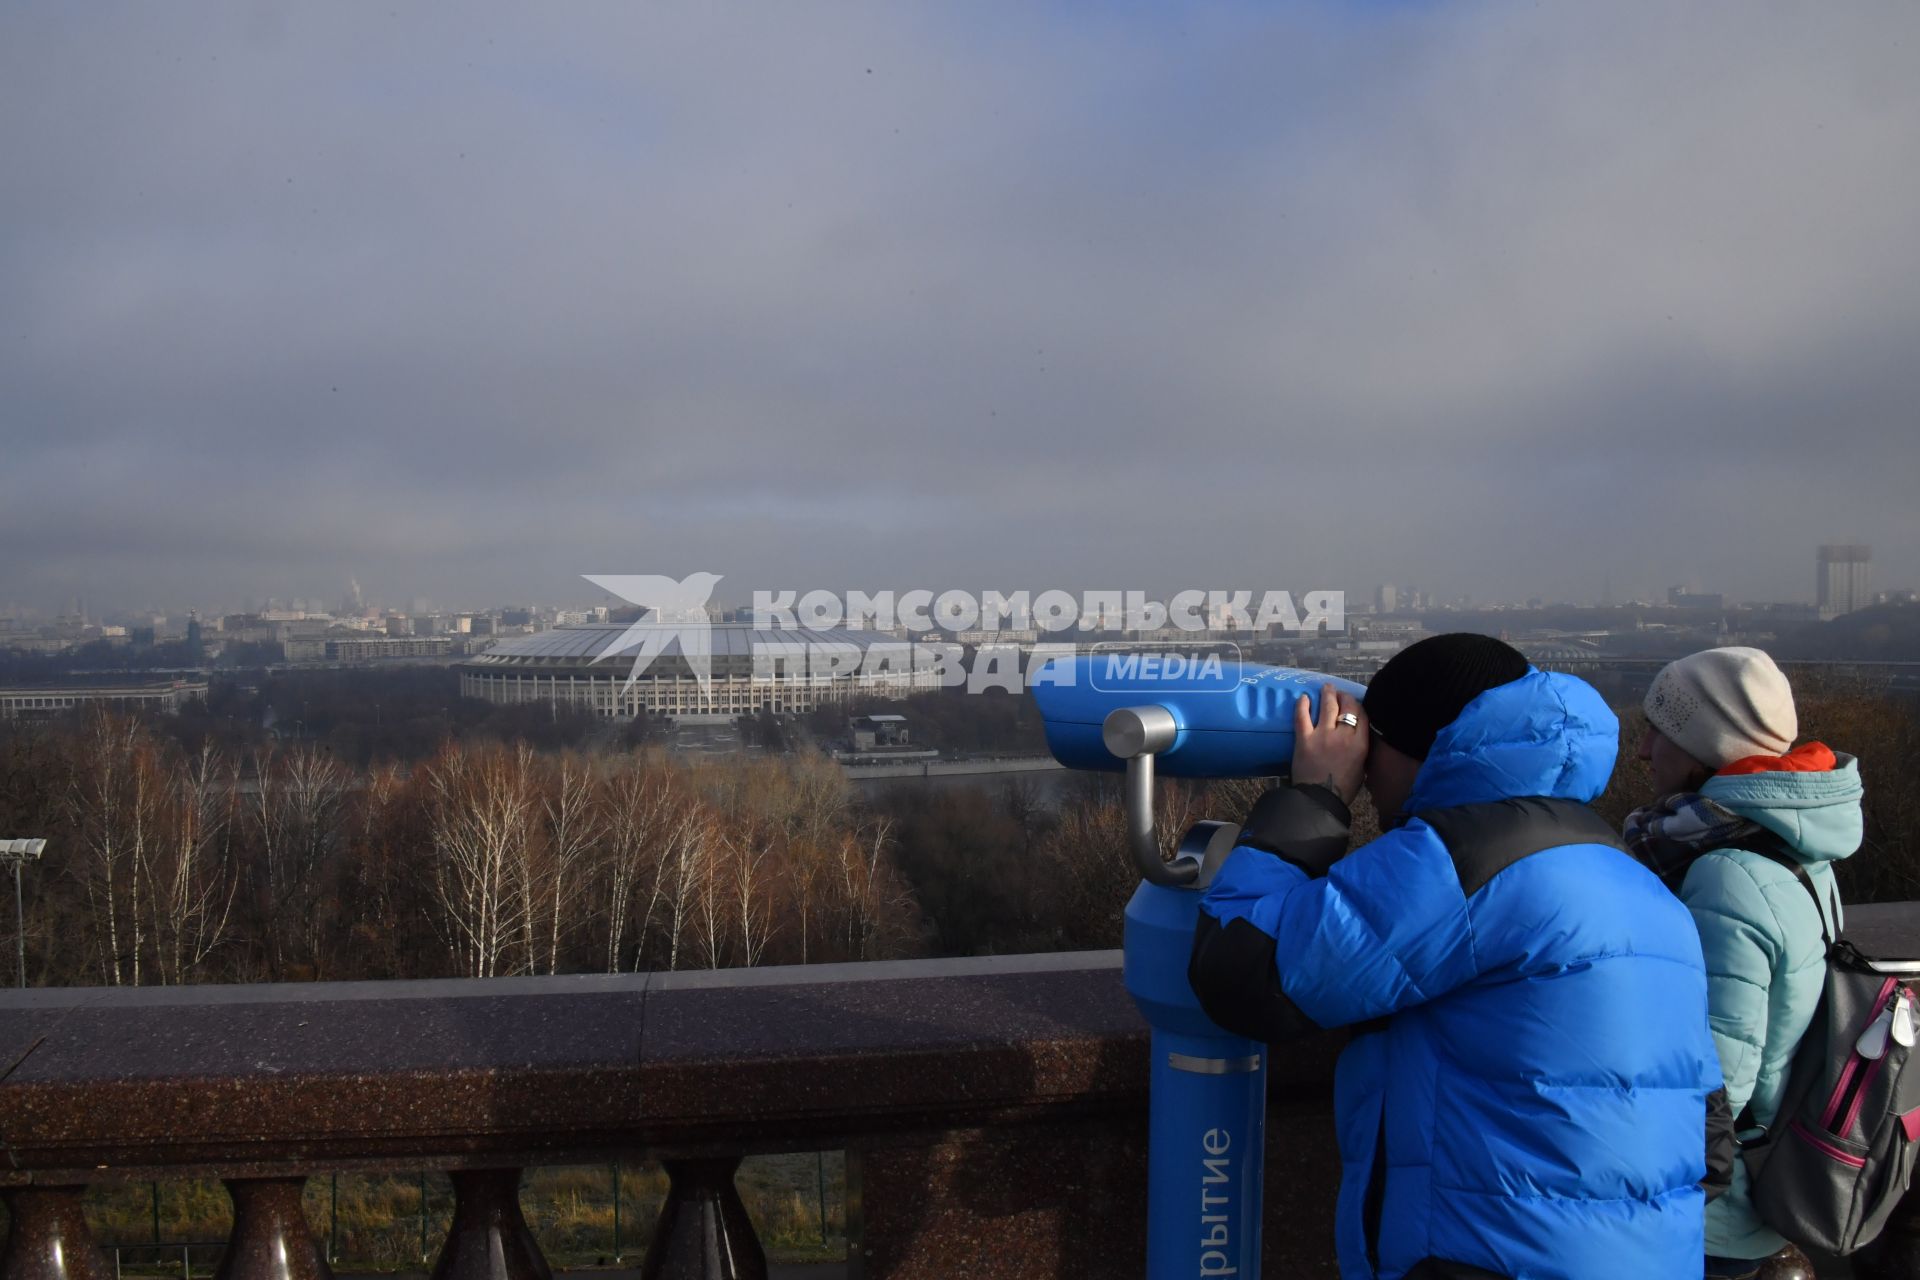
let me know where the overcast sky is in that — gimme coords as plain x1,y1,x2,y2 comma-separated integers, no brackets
3,1,1916,616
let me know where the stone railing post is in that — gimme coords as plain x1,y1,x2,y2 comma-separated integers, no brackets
213,1177,331,1280
429,1168,552,1280
640,1157,766,1280
0,1186,112,1280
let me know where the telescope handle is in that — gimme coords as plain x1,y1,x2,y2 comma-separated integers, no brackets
1106,706,1201,888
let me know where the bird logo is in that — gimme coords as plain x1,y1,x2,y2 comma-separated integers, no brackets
583,572,725,693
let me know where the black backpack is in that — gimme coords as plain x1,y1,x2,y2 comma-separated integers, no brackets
1741,847,1920,1255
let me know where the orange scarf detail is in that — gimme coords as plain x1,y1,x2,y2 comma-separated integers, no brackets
1717,741,1838,777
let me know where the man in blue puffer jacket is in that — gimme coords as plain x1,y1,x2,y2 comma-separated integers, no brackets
1190,634,1729,1280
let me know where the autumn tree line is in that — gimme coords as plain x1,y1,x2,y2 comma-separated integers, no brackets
0,714,932,985
0,676,1914,988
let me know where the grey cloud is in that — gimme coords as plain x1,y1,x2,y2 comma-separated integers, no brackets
2,0,1916,614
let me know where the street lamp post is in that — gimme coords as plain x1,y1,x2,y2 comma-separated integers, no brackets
0,838,48,988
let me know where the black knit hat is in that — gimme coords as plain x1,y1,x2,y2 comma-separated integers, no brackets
1362,633,1531,760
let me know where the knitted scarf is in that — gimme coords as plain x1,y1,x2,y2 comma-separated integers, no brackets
1622,743,1837,888
1621,792,1767,890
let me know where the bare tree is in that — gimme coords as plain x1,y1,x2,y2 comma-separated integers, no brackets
63,713,155,984
997,775,1048,857
246,745,347,978
659,807,711,972
696,826,727,970
536,752,602,975
337,760,412,978
600,760,681,973
836,817,896,962
425,744,534,978
791,752,853,855
147,743,239,985
730,831,778,968
506,744,550,977
785,835,827,965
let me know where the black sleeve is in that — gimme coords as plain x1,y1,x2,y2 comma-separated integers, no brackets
1189,910,1323,1043
1703,1085,1736,1203
1184,782,1354,1043
1236,782,1353,878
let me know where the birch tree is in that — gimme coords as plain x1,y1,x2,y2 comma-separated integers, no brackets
730,832,777,968
601,761,680,973
63,714,153,984
147,743,239,985
659,806,711,972
836,817,896,962
535,751,601,975
425,744,534,978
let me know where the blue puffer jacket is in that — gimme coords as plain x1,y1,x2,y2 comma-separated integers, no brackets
1191,670,1724,1280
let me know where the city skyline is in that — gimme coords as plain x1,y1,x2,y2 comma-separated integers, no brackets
5,543,1908,631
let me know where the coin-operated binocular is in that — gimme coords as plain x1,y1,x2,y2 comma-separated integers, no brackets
1032,653,1364,1279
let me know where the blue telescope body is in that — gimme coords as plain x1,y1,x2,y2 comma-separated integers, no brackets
1032,652,1363,1278
1032,653,1365,777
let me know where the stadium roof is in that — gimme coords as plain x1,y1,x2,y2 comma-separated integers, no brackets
470,622,897,664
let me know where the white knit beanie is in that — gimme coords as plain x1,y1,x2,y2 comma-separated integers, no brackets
1643,646,1797,769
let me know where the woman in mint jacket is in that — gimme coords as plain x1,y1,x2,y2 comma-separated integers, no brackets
1626,646,1865,1280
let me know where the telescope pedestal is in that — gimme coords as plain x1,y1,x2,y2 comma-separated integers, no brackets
1125,881,1267,1279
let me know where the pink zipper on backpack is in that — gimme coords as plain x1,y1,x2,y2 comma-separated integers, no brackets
1822,976,1900,1130
1842,1054,1888,1138
1841,986,1915,1136
1791,1119,1867,1169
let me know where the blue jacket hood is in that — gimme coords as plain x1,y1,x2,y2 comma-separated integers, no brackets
1701,752,1864,866
1406,667,1620,813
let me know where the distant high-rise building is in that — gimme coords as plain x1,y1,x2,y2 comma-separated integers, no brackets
1375,584,1398,614
1817,545,1871,618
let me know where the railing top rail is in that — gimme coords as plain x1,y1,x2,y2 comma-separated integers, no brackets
0,950,1125,1010
4,949,1297,1185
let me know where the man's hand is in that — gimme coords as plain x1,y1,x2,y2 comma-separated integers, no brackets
1291,683,1369,807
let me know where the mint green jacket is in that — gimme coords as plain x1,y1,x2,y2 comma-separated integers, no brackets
1681,754,1864,1259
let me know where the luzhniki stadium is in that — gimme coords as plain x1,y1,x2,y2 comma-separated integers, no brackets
458,622,941,720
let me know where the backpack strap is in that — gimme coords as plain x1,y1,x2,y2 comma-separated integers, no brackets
1740,833,1838,948
1728,833,1840,1146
